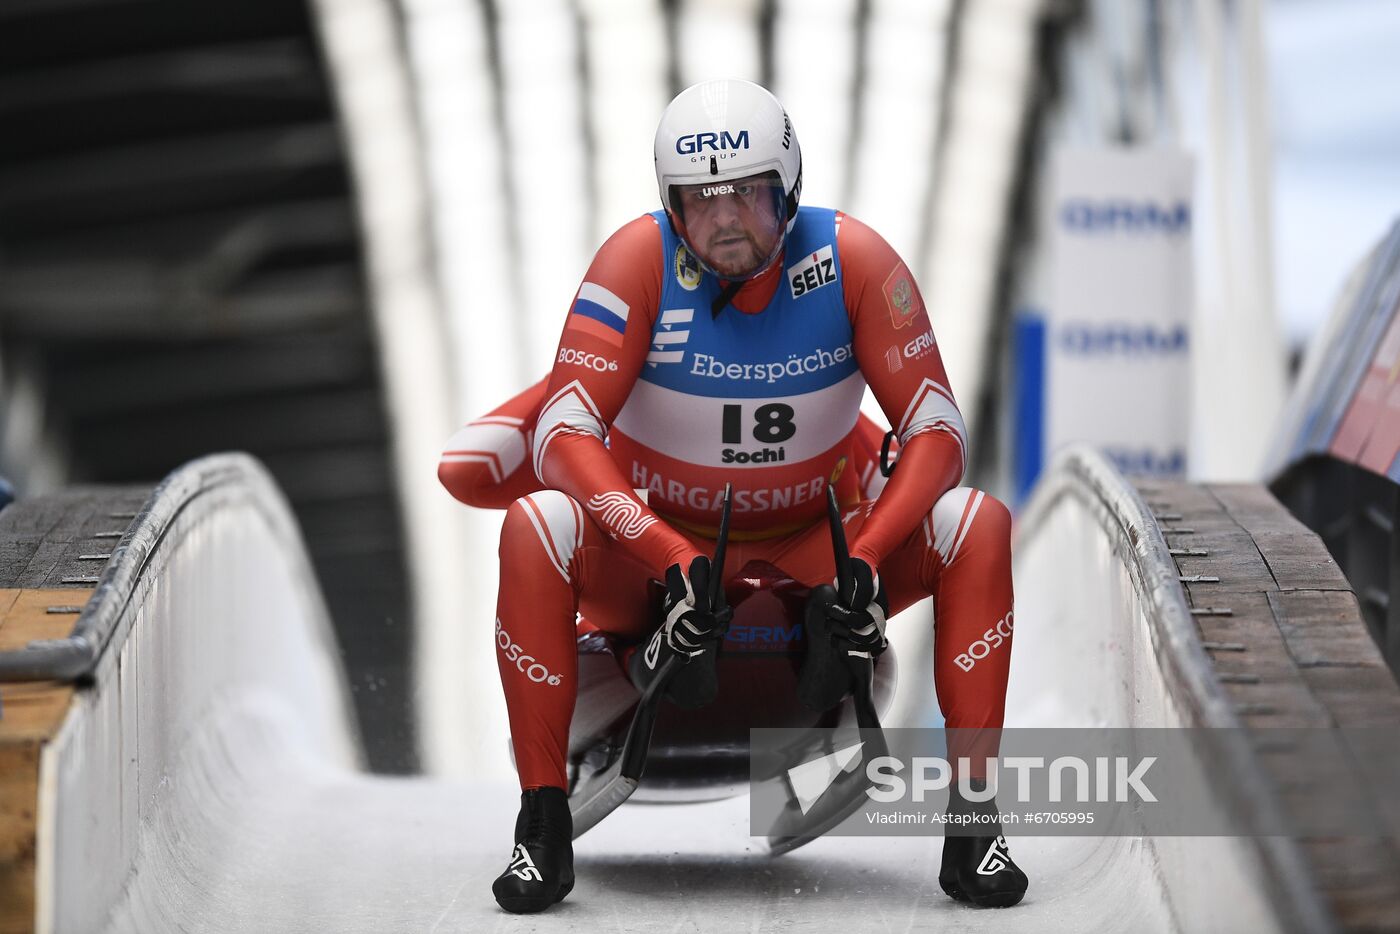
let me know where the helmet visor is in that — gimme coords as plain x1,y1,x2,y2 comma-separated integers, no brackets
668,171,786,280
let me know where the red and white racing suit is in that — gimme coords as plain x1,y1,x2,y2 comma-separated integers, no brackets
440,208,1014,791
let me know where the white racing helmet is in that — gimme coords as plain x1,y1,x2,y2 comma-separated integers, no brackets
654,79,802,280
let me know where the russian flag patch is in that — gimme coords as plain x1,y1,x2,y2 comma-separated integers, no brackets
567,282,629,347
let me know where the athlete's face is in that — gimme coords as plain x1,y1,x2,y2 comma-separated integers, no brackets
675,174,784,278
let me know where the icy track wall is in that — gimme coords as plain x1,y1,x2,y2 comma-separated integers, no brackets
15,447,1342,932
32,455,360,933
1011,447,1332,934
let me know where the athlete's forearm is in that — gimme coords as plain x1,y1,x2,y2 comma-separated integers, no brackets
834,211,970,567
536,429,701,576
849,430,963,566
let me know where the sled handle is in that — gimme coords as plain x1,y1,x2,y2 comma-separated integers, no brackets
709,483,732,608
826,487,853,606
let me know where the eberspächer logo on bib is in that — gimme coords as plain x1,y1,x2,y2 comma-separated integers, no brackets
690,343,853,384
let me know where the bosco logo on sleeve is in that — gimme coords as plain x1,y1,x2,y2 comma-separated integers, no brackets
557,348,619,372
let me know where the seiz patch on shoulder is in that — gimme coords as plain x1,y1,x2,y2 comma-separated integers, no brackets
787,244,837,298
674,243,702,291
882,263,919,329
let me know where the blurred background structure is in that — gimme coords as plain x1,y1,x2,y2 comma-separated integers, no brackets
0,1,422,769
0,0,1395,776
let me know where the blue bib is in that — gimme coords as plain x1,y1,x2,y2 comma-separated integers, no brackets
612,207,866,488
641,207,858,398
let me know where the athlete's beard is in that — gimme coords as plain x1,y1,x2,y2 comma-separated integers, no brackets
703,227,773,279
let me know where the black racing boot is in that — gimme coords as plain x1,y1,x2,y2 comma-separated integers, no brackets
939,780,1028,908
492,787,575,914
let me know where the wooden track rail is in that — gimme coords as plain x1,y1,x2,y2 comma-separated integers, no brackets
0,592,88,933
1143,482,1400,932
0,487,143,934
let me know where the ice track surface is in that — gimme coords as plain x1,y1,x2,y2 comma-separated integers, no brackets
15,452,1327,933
105,774,1174,934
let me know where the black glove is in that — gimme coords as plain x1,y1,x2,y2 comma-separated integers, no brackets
629,556,732,709
798,558,888,713
660,556,731,656
826,557,888,654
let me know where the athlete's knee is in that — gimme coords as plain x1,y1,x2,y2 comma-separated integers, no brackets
925,488,1011,565
969,492,1011,545
501,491,586,582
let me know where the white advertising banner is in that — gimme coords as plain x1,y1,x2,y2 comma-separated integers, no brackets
1045,147,1194,479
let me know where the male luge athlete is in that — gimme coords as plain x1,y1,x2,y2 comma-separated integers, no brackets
439,78,1028,914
